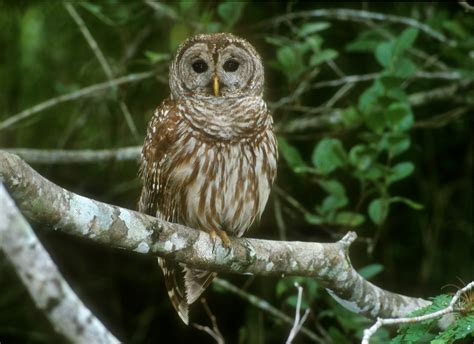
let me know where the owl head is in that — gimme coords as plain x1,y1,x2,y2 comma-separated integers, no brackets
169,33,264,99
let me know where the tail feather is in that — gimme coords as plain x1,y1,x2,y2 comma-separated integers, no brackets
157,257,189,325
158,258,216,324
184,268,217,304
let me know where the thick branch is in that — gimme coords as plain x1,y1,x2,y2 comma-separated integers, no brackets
0,150,430,320
0,184,119,343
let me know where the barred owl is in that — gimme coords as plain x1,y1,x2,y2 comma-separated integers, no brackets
138,33,277,324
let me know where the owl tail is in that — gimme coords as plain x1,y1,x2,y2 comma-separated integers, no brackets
184,268,217,304
157,257,216,325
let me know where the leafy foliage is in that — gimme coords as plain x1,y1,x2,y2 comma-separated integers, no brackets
391,294,474,343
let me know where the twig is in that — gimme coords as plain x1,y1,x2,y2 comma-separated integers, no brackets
144,0,202,30
408,81,472,107
213,278,323,343
269,68,321,110
278,81,472,134
286,282,311,344
265,8,456,47
64,2,139,139
0,71,157,130
413,107,470,129
458,0,474,12
4,146,141,164
324,82,354,109
311,71,463,90
192,299,225,344
0,183,120,343
64,3,114,80
361,281,474,344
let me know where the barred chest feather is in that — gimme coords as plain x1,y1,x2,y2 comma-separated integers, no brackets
156,97,278,238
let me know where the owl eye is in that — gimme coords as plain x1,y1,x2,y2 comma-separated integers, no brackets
192,59,208,73
223,59,239,72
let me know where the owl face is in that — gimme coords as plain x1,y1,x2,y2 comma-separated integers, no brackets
169,33,264,99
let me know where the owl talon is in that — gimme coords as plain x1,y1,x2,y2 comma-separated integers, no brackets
208,229,231,251
215,228,231,248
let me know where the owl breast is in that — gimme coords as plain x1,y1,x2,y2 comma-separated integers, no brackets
164,102,277,237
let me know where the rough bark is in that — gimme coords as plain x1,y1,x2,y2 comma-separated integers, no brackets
0,150,430,321
0,183,119,344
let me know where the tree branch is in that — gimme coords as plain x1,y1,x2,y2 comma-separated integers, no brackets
0,183,119,343
264,8,456,47
0,150,430,322
0,71,160,131
5,146,141,164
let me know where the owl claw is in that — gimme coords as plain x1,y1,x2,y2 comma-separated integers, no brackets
216,229,231,248
208,229,231,253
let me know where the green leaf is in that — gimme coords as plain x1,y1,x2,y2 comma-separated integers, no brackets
144,51,170,64
388,162,414,184
304,213,323,225
317,180,348,214
305,35,323,51
278,137,307,173
265,36,288,47
310,49,338,66
217,1,244,27
395,27,418,55
368,198,389,225
349,144,375,171
276,46,298,79
384,133,411,157
374,28,418,69
277,46,296,68
298,22,330,36
346,29,382,52
334,211,365,227
386,102,414,132
375,41,396,67
312,138,347,175
391,294,453,343
359,79,384,113
358,264,384,279
318,179,345,196
433,315,474,341
341,106,362,128
393,57,417,78
390,196,424,210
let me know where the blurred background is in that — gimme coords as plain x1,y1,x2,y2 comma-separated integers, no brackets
0,1,472,343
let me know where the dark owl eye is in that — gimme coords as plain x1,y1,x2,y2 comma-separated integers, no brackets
223,59,239,72
192,59,208,73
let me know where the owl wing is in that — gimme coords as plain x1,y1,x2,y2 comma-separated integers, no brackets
138,98,190,324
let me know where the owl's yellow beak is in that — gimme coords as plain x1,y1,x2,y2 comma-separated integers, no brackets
212,74,220,96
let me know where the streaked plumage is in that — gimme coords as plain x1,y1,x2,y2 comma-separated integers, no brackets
138,33,277,324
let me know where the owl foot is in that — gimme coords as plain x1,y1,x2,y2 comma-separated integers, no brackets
209,228,231,251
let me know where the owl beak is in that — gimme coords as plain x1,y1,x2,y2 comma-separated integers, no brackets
212,74,220,96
